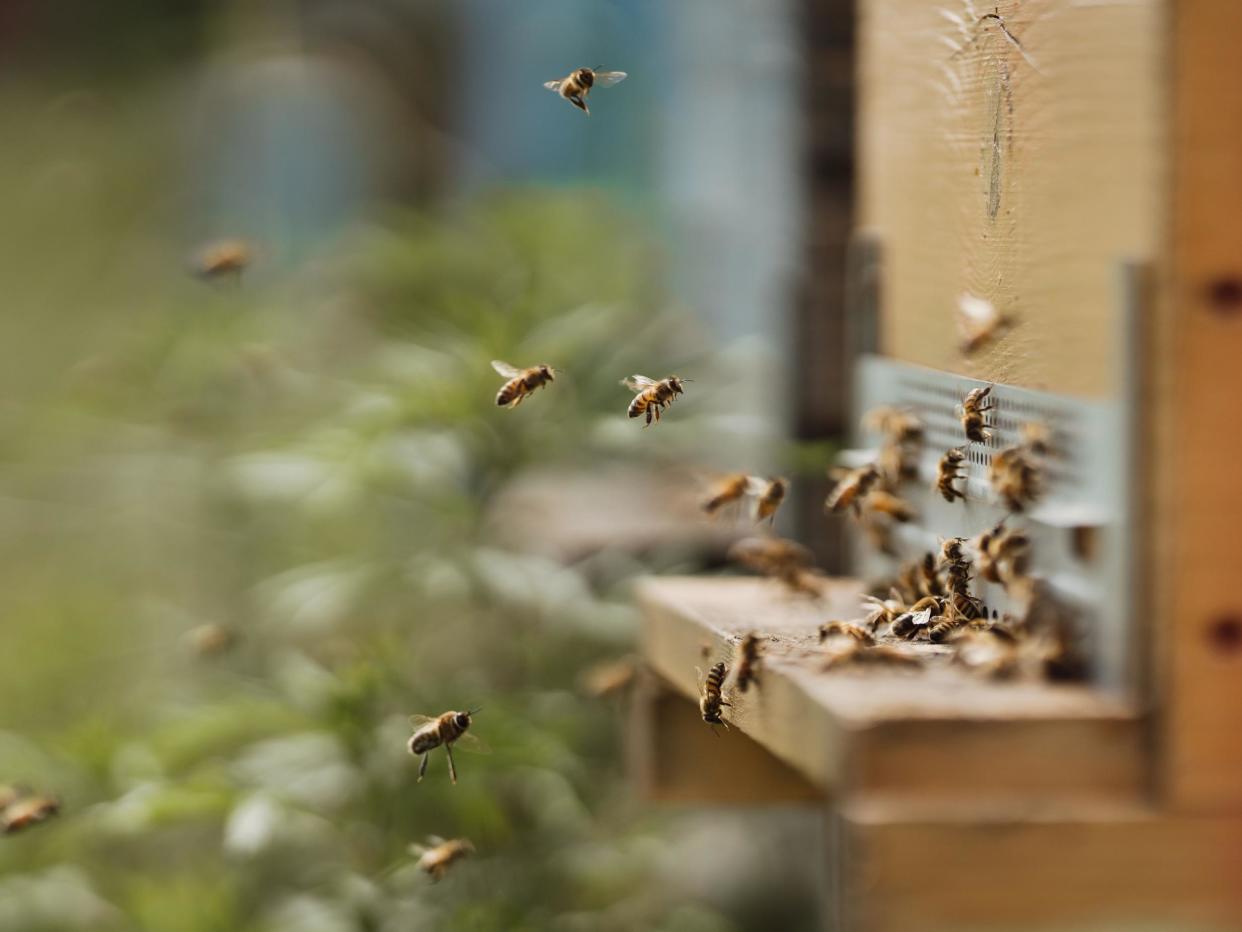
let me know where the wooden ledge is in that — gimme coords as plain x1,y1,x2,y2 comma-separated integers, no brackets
636,576,1146,803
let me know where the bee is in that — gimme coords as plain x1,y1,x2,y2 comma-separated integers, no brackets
940,536,968,567
1,794,60,835
753,477,787,523
702,473,751,515
727,537,823,596
919,553,945,597
825,463,880,515
579,656,639,698
407,709,484,784
192,239,253,282
1020,421,1054,456
818,620,875,645
822,642,923,671
622,375,689,426
493,360,556,408
863,489,916,523
956,293,1011,355
543,67,628,116
863,406,924,444
186,623,236,657
934,447,967,503
410,836,475,881
861,592,903,631
698,661,731,732
952,630,1020,679
891,602,937,639
960,385,996,443
989,445,1041,512
928,617,962,643
733,633,763,692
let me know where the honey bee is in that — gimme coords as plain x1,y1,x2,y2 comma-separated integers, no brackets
753,477,787,522
960,385,996,443
863,406,924,444
493,361,556,408
698,661,731,732
940,536,968,567
186,623,236,657
1,794,60,835
410,836,475,881
934,447,967,502
622,375,689,426
956,293,1011,355
579,656,639,698
863,489,916,522
1020,421,1054,456
408,709,484,784
989,445,1041,512
733,633,763,692
825,463,881,515
891,602,937,639
727,536,823,596
927,617,962,643
822,642,923,671
919,553,946,597
193,239,253,282
980,525,1031,585
818,620,875,645
543,67,628,116
861,592,903,631
702,473,751,515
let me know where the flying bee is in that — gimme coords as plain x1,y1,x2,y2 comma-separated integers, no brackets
825,463,881,515
822,642,923,671
818,620,875,645
1,794,60,835
579,656,639,699
698,661,731,733
408,709,485,785
493,360,556,408
934,447,967,503
410,836,475,882
543,66,628,116
753,477,787,523
960,385,996,443
989,445,1041,512
186,623,236,657
733,633,763,692
702,473,750,515
727,536,824,597
1020,421,1054,456
192,238,254,282
863,406,924,444
864,489,916,523
622,375,689,426
956,293,1011,355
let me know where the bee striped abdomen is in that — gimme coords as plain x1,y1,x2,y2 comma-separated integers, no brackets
496,378,523,407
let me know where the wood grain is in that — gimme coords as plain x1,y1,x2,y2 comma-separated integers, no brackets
857,0,1165,396
1160,0,1242,809
637,576,1144,802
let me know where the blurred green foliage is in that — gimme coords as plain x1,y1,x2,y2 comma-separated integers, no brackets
0,167,812,930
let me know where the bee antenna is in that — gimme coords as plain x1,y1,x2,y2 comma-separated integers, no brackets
467,706,483,715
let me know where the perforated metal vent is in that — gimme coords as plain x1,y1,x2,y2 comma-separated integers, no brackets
850,356,1133,688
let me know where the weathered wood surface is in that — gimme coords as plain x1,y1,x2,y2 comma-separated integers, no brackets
637,576,1143,802
857,0,1165,396
837,801,1242,931
1159,0,1242,811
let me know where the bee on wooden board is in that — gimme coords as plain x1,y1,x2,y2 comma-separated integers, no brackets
733,633,763,692
622,375,690,426
934,447,968,503
192,239,254,282
697,661,731,733
493,361,556,408
408,709,485,784
1,794,60,835
822,642,923,671
960,385,996,443
543,66,628,115
410,836,475,881
957,293,1012,355
861,592,904,632
818,620,875,645
825,463,880,515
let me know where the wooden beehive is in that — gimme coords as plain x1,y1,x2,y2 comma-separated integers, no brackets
632,1,1242,928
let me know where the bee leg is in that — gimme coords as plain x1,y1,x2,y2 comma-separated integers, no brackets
418,753,429,782
445,743,458,785
644,407,653,427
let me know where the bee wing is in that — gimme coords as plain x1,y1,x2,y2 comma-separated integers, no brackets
452,732,491,754
543,79,564,93
744,476,770,495
621,375,658,392
491,360,522,378
594,71,628,87
408,714,438,729
425,834,447,847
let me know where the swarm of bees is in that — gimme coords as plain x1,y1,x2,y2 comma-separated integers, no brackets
410,836,475,881
543,67,628,115
0,786,60,835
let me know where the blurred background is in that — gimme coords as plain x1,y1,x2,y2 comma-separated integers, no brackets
0,2,856,930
